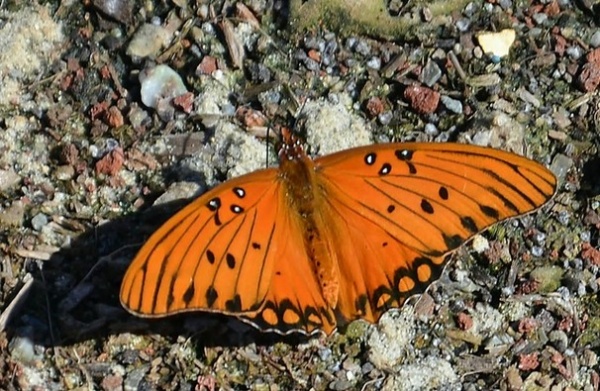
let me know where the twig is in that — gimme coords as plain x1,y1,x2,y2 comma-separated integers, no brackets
0,273,34,332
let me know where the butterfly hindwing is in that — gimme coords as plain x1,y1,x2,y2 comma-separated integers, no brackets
241,209,337,334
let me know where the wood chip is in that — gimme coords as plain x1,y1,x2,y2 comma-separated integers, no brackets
235,3,260,29
219,19,244,69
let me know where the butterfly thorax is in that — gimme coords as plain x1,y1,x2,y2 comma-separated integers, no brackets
278,144,340,310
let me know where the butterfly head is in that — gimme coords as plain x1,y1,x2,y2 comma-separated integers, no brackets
278,127,306,162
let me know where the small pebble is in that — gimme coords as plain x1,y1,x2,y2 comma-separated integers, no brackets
477,29,516,59
566,45,583,60
424,123,438,136
549,330,569,353
517,87,541,108
54,165,75,181
440,95,463,113
532,13,547,25
123,366,150,391
419,60,442,87
105,138,119,152
329,379,353,391
578,281,587,296
456,18,470,32
31,213,48,231
92,0,133,24
126,23,172,59
361,362,374,375
581,231,591,242
0,169,21,191
531,246,543,257
322,40,337,66
366,56,381,70
139,65,188,119
549,153,573,182
463,2,478,17
354,39,370,56
404,85,440,114
532,231,546,244
9,336,41,364
557,210,570,226
590,31,600,47
345,37,357,51
378,111,393,125
472,235,489,253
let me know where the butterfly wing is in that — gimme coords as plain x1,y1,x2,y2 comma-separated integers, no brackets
313,142,557,325
121,169,285,316
241,210,337,334
120,167,336,333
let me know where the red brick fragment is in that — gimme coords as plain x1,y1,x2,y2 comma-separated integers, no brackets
403,84,440,114
95,147,124,176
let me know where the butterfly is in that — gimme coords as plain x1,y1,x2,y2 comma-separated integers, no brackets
120,131,557,335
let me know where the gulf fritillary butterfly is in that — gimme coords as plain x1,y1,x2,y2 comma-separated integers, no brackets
120,132,557,335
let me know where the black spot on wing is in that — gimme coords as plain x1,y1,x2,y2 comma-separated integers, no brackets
206,286,218,307
480,204,500,219
213,213,222,226
231,204,244,214
183,283,195,305
395,149,417,173
233,187,245,198
379,163,392,176
443,233,464,250
460,216,479,233
421,199,434,214
355,294,368,315
207,197,221,211
226,294,242,312
364,152,376,165
226,253,236,269
395,149,413,161
439,186,449,200
206,250,215,264
372,285,396,312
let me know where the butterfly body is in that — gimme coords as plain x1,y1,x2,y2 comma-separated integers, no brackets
121,138,557,335
278,140,343,311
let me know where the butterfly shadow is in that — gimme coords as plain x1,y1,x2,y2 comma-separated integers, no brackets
3,197,311,350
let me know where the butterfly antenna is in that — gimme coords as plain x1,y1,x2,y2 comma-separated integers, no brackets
265,125,271,168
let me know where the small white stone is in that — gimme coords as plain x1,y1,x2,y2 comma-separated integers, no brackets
126,23,172,59
139,65,188,110
471,234,489,253
477,29,516,59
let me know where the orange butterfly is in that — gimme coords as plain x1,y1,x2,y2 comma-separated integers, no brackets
120,132,557,335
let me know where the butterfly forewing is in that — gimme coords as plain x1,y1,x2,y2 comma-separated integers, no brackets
120,169,283,316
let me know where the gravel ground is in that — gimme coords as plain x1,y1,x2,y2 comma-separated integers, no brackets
1,0,600,390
